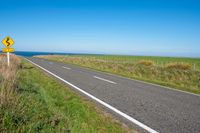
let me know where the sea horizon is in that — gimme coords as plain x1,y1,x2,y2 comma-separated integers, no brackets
0,51,199,59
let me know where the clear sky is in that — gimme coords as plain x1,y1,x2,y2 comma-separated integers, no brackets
0,0,200,57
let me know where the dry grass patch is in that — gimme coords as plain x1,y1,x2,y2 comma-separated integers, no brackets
137,60,154,66
0,54,21,107
166,62,191,70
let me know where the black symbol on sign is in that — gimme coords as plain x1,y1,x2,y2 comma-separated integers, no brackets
6,37,10,47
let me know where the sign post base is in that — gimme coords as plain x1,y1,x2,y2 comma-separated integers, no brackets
7,52,10,67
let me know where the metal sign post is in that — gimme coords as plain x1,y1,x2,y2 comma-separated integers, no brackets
7,52,10,66
1,36,15,67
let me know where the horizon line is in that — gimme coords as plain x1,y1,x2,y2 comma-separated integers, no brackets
6,50,200,59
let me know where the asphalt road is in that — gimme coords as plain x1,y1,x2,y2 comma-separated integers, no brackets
26,57,200,133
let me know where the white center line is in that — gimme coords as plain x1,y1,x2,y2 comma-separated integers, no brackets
93,76,117,84
62,66,71,70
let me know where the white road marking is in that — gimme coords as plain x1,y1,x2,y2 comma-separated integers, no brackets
94,69,200,97
25,58,158,133
93,76,117,84
62,66,71,70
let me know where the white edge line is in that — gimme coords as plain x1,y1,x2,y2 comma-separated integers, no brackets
25,58,159,133
94,76,117,84
62,66,71,70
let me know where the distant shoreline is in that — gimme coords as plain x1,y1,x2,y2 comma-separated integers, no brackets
0,51,199,58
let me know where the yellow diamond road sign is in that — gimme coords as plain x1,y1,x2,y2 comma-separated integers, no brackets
2,48,14,53
2,36,14,47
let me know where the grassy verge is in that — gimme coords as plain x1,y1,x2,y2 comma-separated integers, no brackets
37,55,200,94
71,55,200,69
0,55,132,133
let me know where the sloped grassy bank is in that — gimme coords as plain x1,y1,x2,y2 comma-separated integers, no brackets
37,55,200,94
0,55,132,133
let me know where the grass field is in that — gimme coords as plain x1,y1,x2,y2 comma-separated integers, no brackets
69,55,200,70
0,54,132,133
37,55,200,94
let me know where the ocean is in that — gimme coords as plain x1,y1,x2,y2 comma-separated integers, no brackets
0,51,71,57
1,51,199,58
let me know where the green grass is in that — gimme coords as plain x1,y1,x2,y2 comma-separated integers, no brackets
37,55,200,94
71,54,200,70
0,58,132,133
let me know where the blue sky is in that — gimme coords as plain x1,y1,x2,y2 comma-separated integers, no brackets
0,0,200,57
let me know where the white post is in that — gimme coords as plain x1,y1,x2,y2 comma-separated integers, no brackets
7,52,10,66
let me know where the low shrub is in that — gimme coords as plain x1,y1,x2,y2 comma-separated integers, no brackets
166,62,191,70
137,60,154,66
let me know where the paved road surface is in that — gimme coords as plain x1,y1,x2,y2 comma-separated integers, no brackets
26,57,200,133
